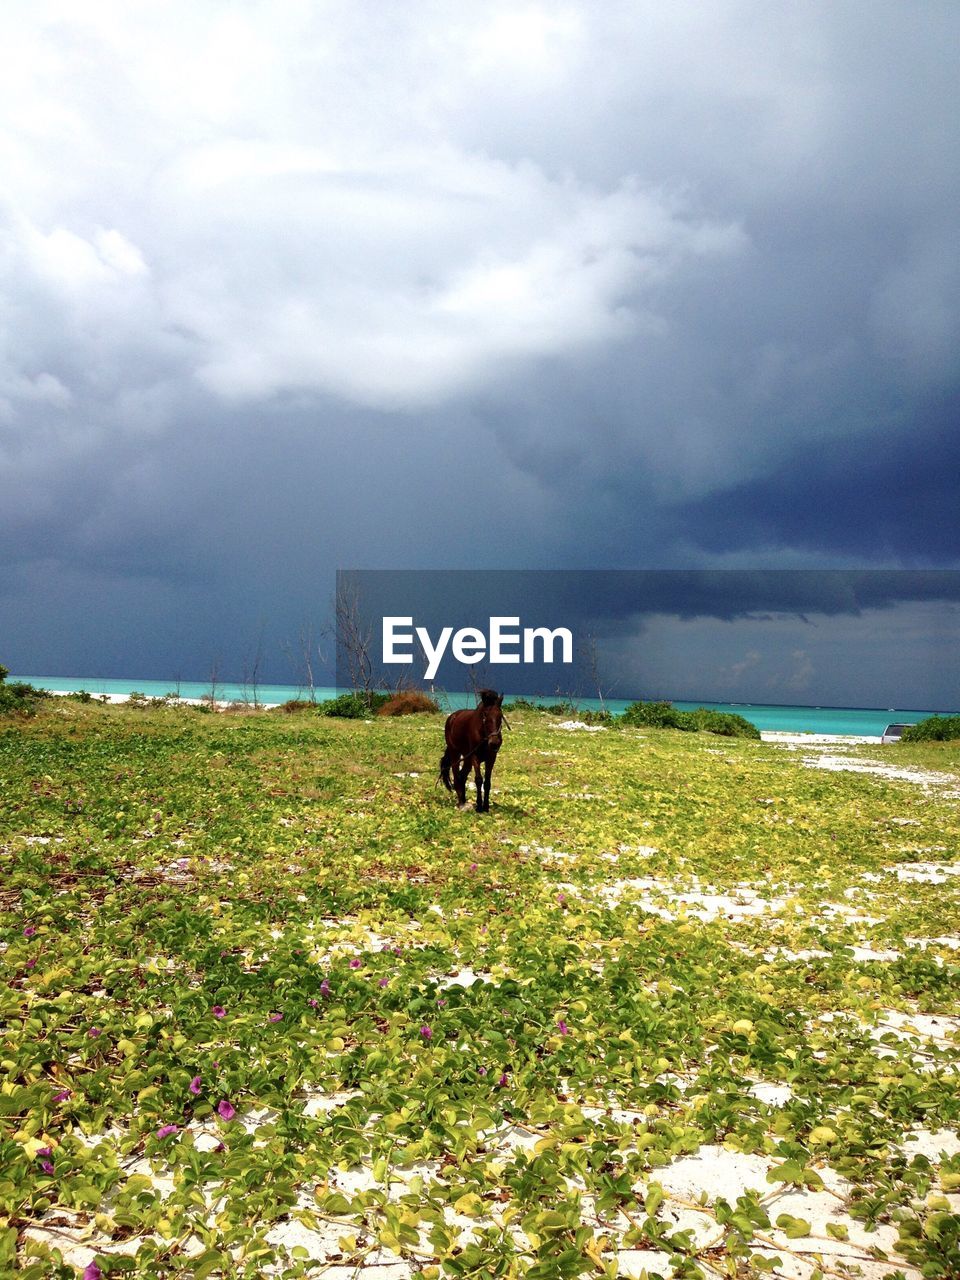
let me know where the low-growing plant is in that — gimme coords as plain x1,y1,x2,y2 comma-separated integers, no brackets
377,690,441,716
0,672,49,715
621,699,760,739
278,698,318,713
621,699,683,729
69,689,94,703
902,714,960,743
320,690,391,717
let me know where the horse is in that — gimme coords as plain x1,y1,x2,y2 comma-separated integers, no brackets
439,689,504,812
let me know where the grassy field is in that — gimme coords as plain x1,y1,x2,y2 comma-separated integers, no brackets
1,702,959,1280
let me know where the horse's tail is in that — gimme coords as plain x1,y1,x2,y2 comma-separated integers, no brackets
439,748,455,791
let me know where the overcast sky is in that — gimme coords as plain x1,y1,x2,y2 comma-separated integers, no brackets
1,2,958,694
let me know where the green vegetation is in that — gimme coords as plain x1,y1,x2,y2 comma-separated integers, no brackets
0,665,48,716
621,700,761,740
319,691,391,718
1,700,959,1278
902,714,960,743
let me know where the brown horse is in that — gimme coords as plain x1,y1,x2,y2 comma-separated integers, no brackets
440,689,504,812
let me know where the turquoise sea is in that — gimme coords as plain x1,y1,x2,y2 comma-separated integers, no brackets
12,676,957,735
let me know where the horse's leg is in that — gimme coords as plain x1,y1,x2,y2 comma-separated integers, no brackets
473,758,483,812
454,756,471,808
483,753,496,811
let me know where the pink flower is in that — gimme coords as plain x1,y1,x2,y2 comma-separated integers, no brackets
37,1147,52,1157
557,1019,569,1036
469,862,478,872
217,1099,236,1121
23,924,36,937
320,978,331,996
557,893,567,905
25,958,36,969
349,958,361,969
41,1160,55,1175
83,1264,102,1280
156,1124,178,1139
437,998,447,1007
378,978,388,988
478,1067,487,1076
88,1027,101,1038
419,1025,432,1040
308,998,319,1008
52,1089,71,1102
498,1073,508,1087
189,1076,202,1095
268,1012,282,1023
212,1005,226,1018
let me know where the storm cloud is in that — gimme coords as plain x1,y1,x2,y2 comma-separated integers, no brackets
1,2,958,681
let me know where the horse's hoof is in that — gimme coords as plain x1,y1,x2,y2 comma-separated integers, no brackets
457,802,472,811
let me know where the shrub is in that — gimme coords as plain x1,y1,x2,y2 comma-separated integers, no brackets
377,691,441,716
278,698,318,713
901,715,960,743
320,691,391,718
0,676,49,716
621,700,684,729
125,691,150,709
0,662,7,682
620,700,760,740
503,697,540,712
70,689,94,703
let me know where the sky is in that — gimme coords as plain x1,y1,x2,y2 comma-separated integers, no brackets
1,2,958,700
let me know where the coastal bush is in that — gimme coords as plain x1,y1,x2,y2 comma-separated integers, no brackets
902,714,960,742
621,699,684,728
0,665,49,715
621,699,760,739
278,698,317,712
320,690,391,718
0,679,49,715
69,689,94,703
377,690,441,715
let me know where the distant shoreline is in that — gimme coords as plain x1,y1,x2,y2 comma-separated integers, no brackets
12,675,952,737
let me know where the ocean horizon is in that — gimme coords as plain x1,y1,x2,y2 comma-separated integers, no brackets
11,675,958,736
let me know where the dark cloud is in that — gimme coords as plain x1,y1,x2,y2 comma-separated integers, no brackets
1,3,959,683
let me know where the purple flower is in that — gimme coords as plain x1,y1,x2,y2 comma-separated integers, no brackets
419,1025,432,1040
320,978,331,996
217,1099,236,1121
437,998,447,1007
308,997,319,1008
37,1146,52,1157
88,1027,101,1038
349,957,361,969
52,1089,71,1102
41,1160,55,1175
23,924,36,937
478,1067,488,1076
557,1019,570,1036
498,1072,508,1087
189,1076,202,1095
156,1124,178,1139
268,1012,282,1023
25,958,36,969
469,862,478,872
378,978,389,988
392,946,402,955
557,893,567,905
83,1264,102,1280
212,1005,226,1018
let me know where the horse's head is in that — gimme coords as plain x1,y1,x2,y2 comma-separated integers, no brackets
478,689,504,748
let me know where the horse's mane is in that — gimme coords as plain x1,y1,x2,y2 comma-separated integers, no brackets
477,688,500,706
